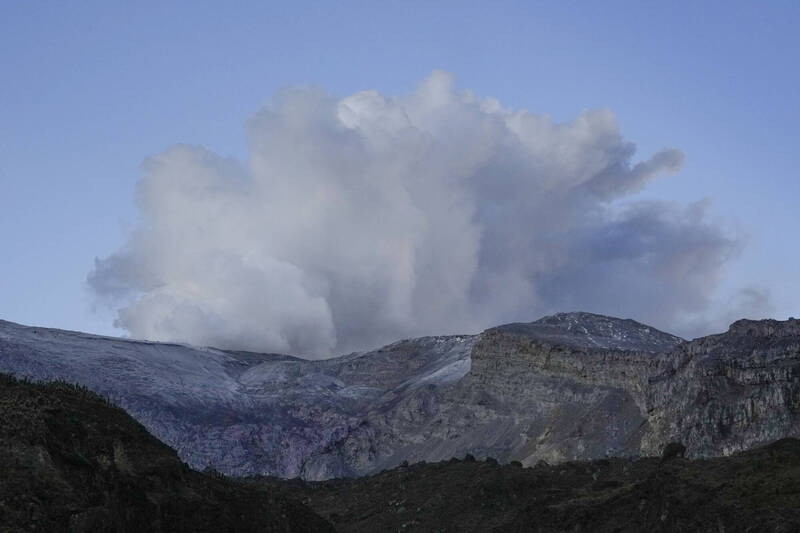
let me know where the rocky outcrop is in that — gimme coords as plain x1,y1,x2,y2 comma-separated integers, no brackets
1,313,799,480
642,318,800,457
461,314,800,464
471,314,683,408
449,313,684,465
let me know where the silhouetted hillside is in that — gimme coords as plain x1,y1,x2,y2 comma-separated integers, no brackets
254,439,800,532
0,373,332,532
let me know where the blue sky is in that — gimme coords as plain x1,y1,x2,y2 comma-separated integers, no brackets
1,1,798,345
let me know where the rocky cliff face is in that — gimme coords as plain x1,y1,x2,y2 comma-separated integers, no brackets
642,318,800,457
1,312,799,480
451,313,683,464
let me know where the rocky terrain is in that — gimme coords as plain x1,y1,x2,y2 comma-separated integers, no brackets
1,312,799,480
0,373,332,532
255,439,800,532
4,369,799,533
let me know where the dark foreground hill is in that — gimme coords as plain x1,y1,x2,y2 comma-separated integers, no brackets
0,373,333,532
254,440,800,533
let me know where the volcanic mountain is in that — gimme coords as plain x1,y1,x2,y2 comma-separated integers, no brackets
1,312,798,480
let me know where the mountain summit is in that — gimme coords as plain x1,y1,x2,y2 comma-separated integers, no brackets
497,312,684,352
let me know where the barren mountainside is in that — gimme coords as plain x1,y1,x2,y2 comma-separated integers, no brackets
1,312,799,481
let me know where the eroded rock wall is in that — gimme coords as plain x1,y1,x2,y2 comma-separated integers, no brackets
642,318,800,457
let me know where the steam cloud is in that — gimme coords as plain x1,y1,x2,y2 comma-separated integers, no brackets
89,71,742,357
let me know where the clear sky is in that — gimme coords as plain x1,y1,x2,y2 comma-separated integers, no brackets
1,1,798,348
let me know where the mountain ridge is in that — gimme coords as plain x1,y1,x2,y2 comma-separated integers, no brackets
496,311,684,352
1,312,798,480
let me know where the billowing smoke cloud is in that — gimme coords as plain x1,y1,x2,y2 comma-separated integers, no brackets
89,71,742,357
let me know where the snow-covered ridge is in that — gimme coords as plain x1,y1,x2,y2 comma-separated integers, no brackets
0,317,475,478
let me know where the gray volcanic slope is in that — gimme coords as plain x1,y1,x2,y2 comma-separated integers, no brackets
1,312,799,480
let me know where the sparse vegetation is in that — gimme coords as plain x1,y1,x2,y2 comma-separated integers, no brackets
0,373,332,532
251,441,800,532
